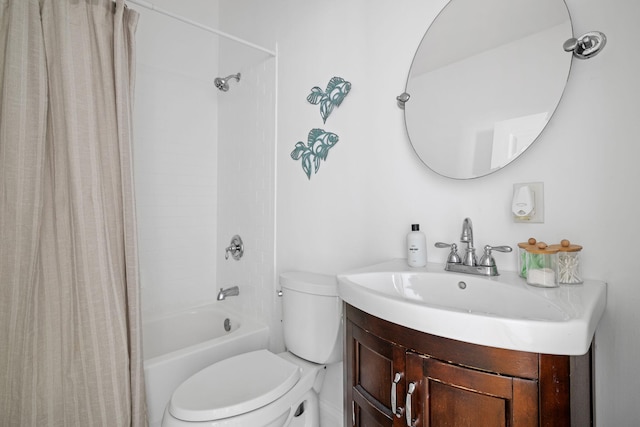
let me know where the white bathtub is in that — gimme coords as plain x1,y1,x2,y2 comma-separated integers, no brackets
143,303,269,427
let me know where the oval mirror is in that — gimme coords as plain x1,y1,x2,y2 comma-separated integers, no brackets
403,0,572,179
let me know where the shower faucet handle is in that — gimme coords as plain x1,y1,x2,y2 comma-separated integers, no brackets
225,235,244,260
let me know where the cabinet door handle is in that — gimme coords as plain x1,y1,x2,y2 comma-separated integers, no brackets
352,401,355,426
406,382,416,427
391,372,403,418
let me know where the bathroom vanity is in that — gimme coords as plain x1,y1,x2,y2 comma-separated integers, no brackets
344,305,592,427
338,259,606,427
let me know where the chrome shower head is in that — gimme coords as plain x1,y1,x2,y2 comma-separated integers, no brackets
214,73,241,92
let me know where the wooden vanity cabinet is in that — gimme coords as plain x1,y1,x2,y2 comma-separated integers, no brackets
344,304,592,427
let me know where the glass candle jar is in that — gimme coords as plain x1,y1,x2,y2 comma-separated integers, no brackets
525,242,559,288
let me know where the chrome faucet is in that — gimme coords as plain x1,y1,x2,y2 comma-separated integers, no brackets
460,217,476,266
435,217,512,276
217,286,239,301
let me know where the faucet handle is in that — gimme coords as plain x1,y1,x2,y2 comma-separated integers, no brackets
487,245,513,253
479,245,513,267
225,235,244,260
435,242,462,264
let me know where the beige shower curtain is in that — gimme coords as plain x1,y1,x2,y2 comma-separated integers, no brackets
0,0,147,425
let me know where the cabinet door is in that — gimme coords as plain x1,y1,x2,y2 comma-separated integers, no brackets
405,352,538,427
346,320,407,427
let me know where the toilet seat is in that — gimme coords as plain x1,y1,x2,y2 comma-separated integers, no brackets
168,350,300,422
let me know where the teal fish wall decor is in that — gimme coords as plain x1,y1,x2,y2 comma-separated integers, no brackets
291,129,339,180
307,77,351,123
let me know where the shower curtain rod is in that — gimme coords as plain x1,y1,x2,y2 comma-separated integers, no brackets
125,0,276,57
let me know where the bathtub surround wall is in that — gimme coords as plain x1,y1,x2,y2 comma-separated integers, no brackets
134,0,279,336
216,41,278,345
134,0,219,315
220,0,640,425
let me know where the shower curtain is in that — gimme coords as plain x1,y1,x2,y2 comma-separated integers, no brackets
0,0,147,425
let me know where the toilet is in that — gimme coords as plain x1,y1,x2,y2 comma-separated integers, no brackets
161,272,342,427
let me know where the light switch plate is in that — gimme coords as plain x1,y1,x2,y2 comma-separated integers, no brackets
512,182,544,223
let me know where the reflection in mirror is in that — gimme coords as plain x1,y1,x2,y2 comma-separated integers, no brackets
404,0,572,179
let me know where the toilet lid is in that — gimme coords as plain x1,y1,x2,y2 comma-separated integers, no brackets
169,350,300,422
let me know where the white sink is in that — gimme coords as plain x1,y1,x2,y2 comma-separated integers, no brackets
337,259,606,355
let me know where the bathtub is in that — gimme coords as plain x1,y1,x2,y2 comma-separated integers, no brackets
143,303,269,427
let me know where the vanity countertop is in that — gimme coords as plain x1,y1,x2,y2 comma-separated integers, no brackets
337,258,607,355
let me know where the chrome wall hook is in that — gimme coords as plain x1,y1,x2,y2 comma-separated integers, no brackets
564,31,607,59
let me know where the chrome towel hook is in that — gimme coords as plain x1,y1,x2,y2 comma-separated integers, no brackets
564,31,607,59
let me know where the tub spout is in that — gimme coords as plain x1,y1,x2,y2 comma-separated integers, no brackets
217,286,239,301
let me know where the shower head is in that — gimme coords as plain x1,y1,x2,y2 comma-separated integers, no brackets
214,73,241,92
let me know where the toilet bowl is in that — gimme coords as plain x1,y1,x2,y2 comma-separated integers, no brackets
161,272,341,427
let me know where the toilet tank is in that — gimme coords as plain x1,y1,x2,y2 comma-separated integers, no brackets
280,272,342,364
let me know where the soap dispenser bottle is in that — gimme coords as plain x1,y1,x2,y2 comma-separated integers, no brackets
407,224,427,267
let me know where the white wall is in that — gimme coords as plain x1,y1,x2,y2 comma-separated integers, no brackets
134,0,219,315
221,0,640,425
